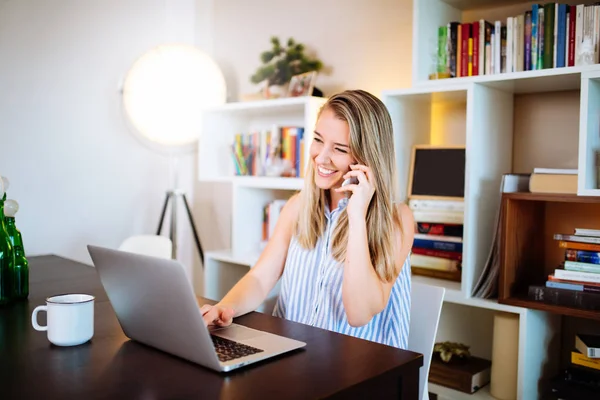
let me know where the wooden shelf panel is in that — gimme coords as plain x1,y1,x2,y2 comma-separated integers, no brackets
501,296,600,321
499,194,600,320
502,192,600,203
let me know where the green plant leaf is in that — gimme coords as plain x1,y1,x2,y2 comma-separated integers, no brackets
250,36,325,86
260,51,274,63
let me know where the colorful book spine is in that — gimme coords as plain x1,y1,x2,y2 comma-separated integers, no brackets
555,269,600,284
571,351,600,371
529,285,600,310
547,280,600,293
525,10,532,70
411,247,462,261
413,238,462,253
564,260,600,273
416,222,463,237
566,249,600,265
532,4,539,70
410,254,460,271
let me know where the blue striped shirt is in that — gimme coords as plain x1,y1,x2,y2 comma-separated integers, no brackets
273,197,411,349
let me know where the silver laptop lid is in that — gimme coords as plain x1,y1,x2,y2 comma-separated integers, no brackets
87,245,221,370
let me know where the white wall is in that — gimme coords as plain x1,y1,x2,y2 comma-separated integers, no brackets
0,0,205,280
0,0,413,294
211,0,413,102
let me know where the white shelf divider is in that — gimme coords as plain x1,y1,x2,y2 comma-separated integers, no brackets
579,70,600,196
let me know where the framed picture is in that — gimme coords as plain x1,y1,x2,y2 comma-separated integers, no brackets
287,71,317,97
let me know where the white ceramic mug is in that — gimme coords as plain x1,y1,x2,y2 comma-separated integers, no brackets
31,294,95,346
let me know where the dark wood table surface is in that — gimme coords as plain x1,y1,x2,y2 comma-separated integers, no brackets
0,255,422,400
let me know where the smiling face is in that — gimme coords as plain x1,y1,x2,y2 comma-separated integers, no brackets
310,107,356,190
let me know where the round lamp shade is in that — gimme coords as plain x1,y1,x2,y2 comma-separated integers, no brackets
122,44,226,152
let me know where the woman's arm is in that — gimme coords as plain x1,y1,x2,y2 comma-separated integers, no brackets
203,194,300,322
337,165,415,327
343,203,414,326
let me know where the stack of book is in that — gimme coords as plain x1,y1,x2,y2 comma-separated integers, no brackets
231,125,305,178
434,3,600,80
409,200,464,282
550,333,600,398
528,228,600,310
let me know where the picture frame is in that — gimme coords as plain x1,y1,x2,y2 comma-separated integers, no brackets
287,71,317,97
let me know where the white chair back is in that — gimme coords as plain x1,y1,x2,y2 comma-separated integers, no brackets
408,282,445,400
119,235,172,259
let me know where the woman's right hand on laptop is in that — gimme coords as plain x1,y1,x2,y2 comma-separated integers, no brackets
201,304,235,327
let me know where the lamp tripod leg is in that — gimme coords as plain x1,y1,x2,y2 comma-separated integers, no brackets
182,193,204,265
156,191,177,259
156,192,170,235
156,191,204,266
170,191,177,259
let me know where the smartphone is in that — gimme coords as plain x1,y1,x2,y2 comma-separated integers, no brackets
342,177,358,187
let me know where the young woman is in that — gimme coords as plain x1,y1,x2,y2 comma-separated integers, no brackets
201,89,415,349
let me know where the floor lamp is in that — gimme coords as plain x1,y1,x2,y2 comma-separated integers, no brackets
120,44,227,263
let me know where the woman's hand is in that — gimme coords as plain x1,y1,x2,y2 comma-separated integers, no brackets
335,164,375,219
200,304,235,327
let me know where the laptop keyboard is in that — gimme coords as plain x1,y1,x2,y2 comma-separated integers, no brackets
211,335,264,362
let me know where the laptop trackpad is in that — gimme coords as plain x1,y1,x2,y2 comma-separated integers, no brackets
212,325,265,341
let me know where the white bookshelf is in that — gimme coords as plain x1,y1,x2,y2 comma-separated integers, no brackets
404,1,600,399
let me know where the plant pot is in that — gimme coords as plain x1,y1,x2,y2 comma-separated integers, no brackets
264,84,287,99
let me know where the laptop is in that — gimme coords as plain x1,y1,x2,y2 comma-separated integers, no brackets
87,245,306,372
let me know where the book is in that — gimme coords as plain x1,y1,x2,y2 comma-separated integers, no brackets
554,269,600,284
528,285,600,310
576,334,600,359
529,172,577,194
410,253,461,271
429,354,491,394
472,173,530,299
546,280,600,294
555,234,600,245
565,249,600,265
574,228,600,237
572,349,600,371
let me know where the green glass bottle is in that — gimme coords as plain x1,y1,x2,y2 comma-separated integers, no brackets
5,199,28,300
0,177,15,305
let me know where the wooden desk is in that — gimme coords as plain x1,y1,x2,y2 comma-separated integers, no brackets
1,255,422,399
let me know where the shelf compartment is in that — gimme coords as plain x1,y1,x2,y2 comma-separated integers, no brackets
498,192,600,320
579,71,600,195
412,0,600,91
198,96,326,181
231,187,293,257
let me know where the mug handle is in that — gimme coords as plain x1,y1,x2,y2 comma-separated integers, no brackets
32,305,48,331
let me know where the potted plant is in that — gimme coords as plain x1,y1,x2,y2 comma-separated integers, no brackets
250,36,324,98
433,341,471,363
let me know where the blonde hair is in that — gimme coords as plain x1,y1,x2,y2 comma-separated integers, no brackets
295,89,403,282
